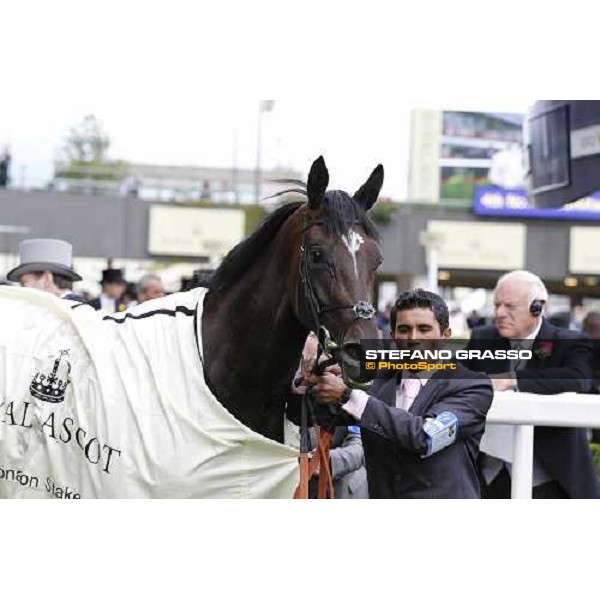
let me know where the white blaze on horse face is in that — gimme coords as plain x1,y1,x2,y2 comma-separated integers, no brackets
341,230,365,278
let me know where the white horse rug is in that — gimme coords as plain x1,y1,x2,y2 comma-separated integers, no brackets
0,286,299,499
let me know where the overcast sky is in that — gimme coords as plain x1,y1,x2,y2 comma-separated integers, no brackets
0,98,531,199
0,1,554,199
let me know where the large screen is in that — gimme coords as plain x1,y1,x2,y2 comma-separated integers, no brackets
409,109,524,204
528,105,571,194
526,101,600,208
474,185,600,221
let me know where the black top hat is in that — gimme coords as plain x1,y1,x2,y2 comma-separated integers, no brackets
100,269,126,285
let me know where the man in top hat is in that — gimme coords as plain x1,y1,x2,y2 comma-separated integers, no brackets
6,238,84,301
89,268,127,313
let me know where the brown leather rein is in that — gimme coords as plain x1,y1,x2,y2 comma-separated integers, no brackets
293,349,339,500
294,426,335,500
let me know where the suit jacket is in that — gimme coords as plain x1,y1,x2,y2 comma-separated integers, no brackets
62,292,87,303
463,320,600,499
359,364,493,499
88,297,102,311
329,429,369,499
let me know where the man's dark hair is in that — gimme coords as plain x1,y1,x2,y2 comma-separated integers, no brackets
53,273,73,291
17,271,73,291
390,289,450,332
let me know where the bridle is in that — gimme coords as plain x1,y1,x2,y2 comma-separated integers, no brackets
294,216,377,500
299,217,376,361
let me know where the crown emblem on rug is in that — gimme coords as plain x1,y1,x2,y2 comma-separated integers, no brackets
30,350,72,404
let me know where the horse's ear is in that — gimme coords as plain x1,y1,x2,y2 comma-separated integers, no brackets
307,156,329,209
354,165,384,212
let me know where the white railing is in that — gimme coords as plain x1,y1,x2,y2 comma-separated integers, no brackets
486,391,600,499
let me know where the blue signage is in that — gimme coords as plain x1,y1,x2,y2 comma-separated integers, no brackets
474,186,600,221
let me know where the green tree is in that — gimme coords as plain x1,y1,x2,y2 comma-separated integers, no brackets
63,114,110,164
56,115,126,181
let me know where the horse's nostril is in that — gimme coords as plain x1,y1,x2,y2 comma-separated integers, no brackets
341,343,365,366
340,343,374,386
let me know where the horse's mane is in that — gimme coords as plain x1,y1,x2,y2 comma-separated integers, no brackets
210,201,303,294
209,191,379,294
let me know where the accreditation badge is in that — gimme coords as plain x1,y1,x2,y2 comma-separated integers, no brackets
422,412,458,458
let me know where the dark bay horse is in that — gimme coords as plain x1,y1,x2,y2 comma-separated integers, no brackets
201,157,385,442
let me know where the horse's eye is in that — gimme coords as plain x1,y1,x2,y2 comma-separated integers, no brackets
311,249,326,263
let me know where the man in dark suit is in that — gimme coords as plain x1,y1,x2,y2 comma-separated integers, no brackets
463,270,599,499
310,289,494,499
89,268,127,313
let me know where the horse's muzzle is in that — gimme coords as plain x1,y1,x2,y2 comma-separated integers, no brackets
339,342,373,388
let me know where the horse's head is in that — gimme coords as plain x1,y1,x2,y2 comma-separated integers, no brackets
292,156,384,389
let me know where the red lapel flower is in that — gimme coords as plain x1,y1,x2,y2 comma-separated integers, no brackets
535,341,554,360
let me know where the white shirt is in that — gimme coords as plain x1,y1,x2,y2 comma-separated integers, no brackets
510,318,543,350
98,294,117,314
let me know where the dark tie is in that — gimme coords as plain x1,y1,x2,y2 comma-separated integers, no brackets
511,343,529,371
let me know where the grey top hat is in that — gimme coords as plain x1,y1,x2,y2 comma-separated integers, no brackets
6,238,82,282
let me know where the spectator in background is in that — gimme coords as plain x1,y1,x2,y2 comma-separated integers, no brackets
120,175,140,198
89,268,127,313
123,282,139,307
6,238,83,301
376,303,392,338
467,310,486,330
583,311,600,342
137,273,166,304
449,306,467,337
0,146,11,188
548,296,586,331
463,270,599,499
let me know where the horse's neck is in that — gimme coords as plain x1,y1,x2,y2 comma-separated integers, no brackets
202,256,308,439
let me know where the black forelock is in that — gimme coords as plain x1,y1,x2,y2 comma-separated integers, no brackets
321,190,379,240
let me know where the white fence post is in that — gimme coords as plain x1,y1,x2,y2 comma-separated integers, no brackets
511,425,534,499
485,393,600,499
